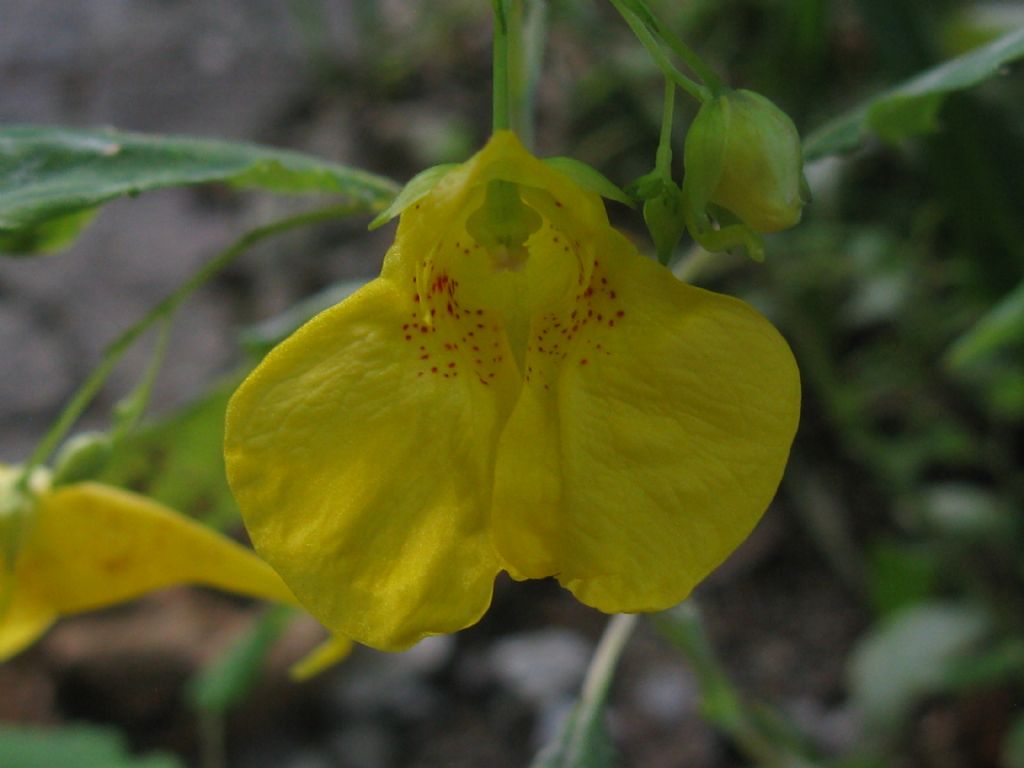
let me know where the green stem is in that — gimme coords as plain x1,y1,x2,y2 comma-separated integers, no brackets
112,316,172,442
492,0,511,132
14,203,365,495
619,0,727,93
608,0,711,103
655,79,676,177
580,613,638,705
492,0,534,143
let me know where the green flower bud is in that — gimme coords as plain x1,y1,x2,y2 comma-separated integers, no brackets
684,89,805,235
51,431,112,487
0,464,48,568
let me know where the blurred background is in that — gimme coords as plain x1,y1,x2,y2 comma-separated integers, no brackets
1,1,1023,766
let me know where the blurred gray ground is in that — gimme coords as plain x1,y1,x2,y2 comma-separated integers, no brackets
0,0,384,461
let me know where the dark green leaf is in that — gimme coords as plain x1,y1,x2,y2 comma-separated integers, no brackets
0,125,400,255
0,724,182,768
803,27,1024,160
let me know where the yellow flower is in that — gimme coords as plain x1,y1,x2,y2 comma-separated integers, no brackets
224,131,801,652
0,465,351,672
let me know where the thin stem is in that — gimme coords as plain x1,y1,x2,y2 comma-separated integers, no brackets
491,0,511,132
15,203,365,494
619,0,726,93
493,0,535,143
608,0,710,103
655,79,675,177
579,613,638,705
112,316,172,441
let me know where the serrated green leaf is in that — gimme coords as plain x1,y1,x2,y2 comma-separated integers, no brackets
0,724,183,768
368,163,459,230
187,607,292,715
0,125,400,256
804,26,1024,160
543,157,635,208
96,377,243,531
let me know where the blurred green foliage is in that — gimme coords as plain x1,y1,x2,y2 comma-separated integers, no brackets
0,724,182,768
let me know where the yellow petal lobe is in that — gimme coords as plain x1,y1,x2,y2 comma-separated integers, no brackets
0,589,56,661
1,478,297,658
18,483,296,612
491,230,800,611
289,634,354,681
225,280,507,651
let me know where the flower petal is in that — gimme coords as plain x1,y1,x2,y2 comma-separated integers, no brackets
18,482,296,614
289,634,354,681
225,278,508,651
491,231,800,611
0,588,55,661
